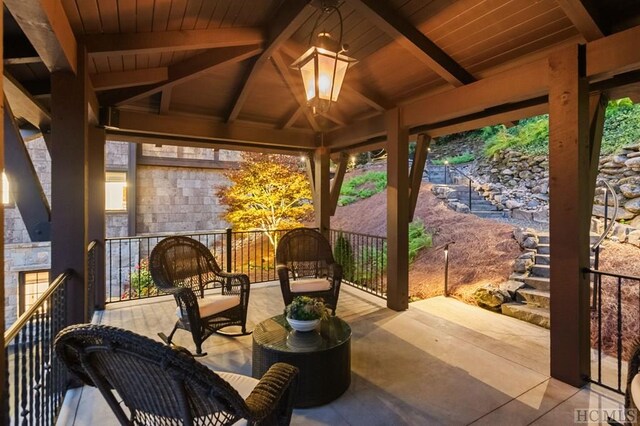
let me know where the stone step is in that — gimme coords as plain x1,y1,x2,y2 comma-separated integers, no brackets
531,264,550,278
537,243,550,254
535,254,550,265
537,233,600,245
447,192,486,201
501,303,550,329
467,203,500,211
522,276,550,291
517,288,550,309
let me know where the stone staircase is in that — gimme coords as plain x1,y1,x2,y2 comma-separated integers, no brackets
427,165,506,219
501,233,598,328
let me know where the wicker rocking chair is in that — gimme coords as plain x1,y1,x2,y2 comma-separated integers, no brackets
55,324,298,426
276,228,342,315
149,236,250,356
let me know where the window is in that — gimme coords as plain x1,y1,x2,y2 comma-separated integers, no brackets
19,270,50,315
2,171,9,204
106,171,127,211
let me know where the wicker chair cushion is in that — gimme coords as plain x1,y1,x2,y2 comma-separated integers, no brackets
175,295,240,319
290,278,332,293
631,374,640,409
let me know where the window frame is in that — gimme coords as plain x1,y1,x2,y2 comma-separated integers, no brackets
105,170,128,212
18,270,50,315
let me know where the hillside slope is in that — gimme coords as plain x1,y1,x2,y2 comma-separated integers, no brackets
332,179,522,301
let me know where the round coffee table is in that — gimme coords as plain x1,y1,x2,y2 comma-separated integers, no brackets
252,314,351,408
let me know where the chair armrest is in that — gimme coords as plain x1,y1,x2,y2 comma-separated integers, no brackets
244,363,299,424
328,263,343,282
172,287,201,324
216,270,250,297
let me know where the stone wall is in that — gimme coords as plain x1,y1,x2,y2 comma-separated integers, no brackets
136,165,231,234
4,242,50,329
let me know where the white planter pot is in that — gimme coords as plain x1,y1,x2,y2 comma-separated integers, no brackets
286,317,320,332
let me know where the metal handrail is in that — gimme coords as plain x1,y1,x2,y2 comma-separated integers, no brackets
585,267,640,282
87,240,98,252
446,164,477,210
4,270,72,346
591,179,619,252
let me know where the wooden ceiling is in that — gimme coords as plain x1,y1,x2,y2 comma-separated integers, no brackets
4,0,640,150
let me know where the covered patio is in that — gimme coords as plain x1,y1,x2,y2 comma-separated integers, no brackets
59,283,623,425
3,0,640,424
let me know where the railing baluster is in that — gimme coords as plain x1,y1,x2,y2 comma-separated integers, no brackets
617,276,623,392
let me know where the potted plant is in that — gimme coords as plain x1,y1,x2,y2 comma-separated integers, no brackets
284,296,329,332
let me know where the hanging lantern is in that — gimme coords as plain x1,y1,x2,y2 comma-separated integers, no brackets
291,4,357,114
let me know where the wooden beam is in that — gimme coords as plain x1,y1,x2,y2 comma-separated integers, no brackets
282,106,304,129
556,0,605,41
91,68,168,90
408,134,430,221
305,154,316,196
3,72,50,130
271,51,320,131
88,126,106,310
313,147,331,237
85,27,264,56
330,152,348,216
587,92,607,205
4,102,51,241
548,44,590,388
386,108,409,311
342,83,390,112
347,0,474,86
325,114,386,149
318,111,347,127
106,109,318,150
100,45,262,106
586,25,640,80
160,88,172,114
227,0,315,122
5,0,77,73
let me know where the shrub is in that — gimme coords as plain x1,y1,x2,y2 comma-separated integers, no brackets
127,258,157,297
408,219,433,262
483,116,549,157
339,171,387,206
333,233,356,282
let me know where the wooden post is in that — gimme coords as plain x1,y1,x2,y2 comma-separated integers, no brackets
88,126,106,310
548,44,591,387
330,152,348,216
0,5,6,418
314,146,330,237
386,108,409,311
409,134,431,221
587,93,607,205
51,45,89,325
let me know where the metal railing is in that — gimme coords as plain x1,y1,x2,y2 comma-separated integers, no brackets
4,270,71,425
105,228,389,303
587,268,640,394
591,180,619,310
329,229,387,298
445,164,476,211
87,240,99,321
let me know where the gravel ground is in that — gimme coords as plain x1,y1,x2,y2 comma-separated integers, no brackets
488,216,549,232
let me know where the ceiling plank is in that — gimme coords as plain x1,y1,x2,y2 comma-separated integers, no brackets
556,0,605,41
84,27,265,56
105,109,318,150
346,0,475,86
3,72,51,130
100,45,263,106
341,84,390,112
227,0,316,122
271,51,320,131
5,0,77,73
91,67,169,90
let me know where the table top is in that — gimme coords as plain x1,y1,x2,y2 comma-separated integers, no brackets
253,314,351,354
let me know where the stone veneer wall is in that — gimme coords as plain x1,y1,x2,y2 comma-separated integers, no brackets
136,165,231,234
105,141,130,238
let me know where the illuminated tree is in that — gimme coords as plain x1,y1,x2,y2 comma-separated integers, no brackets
216,153,313,249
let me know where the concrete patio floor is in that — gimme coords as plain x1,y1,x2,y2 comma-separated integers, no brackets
58,283,624,425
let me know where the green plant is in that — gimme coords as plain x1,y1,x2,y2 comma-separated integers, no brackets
408,219,433,262
432,152,475,165
333,233,356,282
284,296,329,320
338,171,387,205
127,258,156,297
483,116,549,157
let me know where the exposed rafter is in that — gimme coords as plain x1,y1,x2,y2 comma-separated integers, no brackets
160,88,172,114
3,72,51,130
100,45,263,106
84,28,264,56
104,109,318,151
282,106,304,129
270,51,320,131
5,0,77,73
227,0,316,122
556,0,606,41
346,0,475,86
91,68,169,90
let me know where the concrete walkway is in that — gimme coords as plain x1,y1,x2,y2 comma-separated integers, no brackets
58,284,623,425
